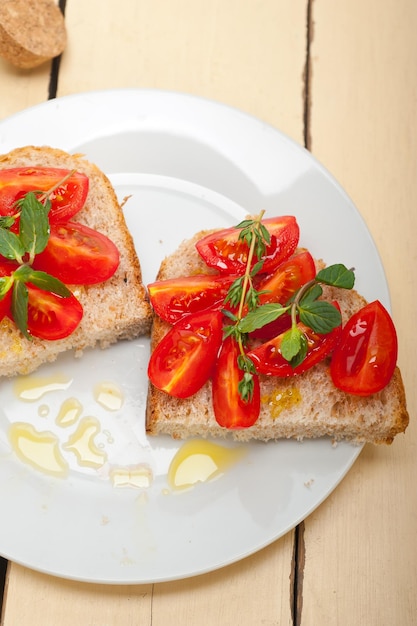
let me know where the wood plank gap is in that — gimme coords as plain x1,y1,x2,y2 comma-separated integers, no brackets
292,2,313,623
48,0,67,99
149,583,155,625
0,558,8,622
303,0,313,150
290,521,305,625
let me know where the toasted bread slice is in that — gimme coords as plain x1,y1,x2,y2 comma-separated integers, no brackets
146,231,409,444
0,145,152,377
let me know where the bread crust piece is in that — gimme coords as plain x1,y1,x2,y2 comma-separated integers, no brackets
0,145,152,377
146,231,409,444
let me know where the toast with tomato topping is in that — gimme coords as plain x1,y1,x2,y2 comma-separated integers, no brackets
146,231,409,444
0,145,152,376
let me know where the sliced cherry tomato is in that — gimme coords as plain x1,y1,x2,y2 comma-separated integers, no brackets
32,222,120,285
148,309,223,398
330,300,397,396
257,250,316,305
0,260,83,339
195,216,299,275
212,336,260,428
0,167,89,223
250,250,316,340
22,284,83,340
0,290,12,322
247,305,342,376
148,274,238,323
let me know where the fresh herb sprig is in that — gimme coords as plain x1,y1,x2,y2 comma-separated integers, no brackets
222,211,271,401
222,212,355,401
0,172,75,339
238,264,355,366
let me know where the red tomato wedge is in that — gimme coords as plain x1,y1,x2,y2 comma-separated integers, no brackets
250,250,316,340
0,167,89,223
148,309,223,398
0,290,12,322
195,216,299,275
212,336,260,428
330,300,397,396
32,222,120,285
23,284,83,340
247,309,342,377
148,274,238,323
257,250,316,305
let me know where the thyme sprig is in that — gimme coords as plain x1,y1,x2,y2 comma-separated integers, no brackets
222,210,271,401
222,212,356,402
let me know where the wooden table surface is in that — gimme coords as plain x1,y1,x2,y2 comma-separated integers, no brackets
0,1,416,624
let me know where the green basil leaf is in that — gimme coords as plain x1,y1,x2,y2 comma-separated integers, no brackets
299,300,342,334
19,191,50,255
0,275,13,299
12,265,32,281
30,271,71,297
316,264,355,289
238,302,287,333
298,282,323,305
0,216,16,229
289,333,308,367
280,326,304,362
0,229,25,261
12,280,30,339
42,196,52,215
15,268,71,297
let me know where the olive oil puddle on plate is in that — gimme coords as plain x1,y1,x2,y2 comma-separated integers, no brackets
9,375,123,477
9,422,69,477
63,417,108,469
56,398,83,427
110,465,153,489
93,381,124,411
167,440,246,491
14,374,73,401
8,373,247,493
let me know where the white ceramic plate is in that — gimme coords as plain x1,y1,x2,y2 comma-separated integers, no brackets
0,90,389,584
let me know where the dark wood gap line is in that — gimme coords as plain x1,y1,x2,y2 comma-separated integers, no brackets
0,557,7,619
303,0,313,151
291,522,306,625
291,0,314,623
48,0,67,99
